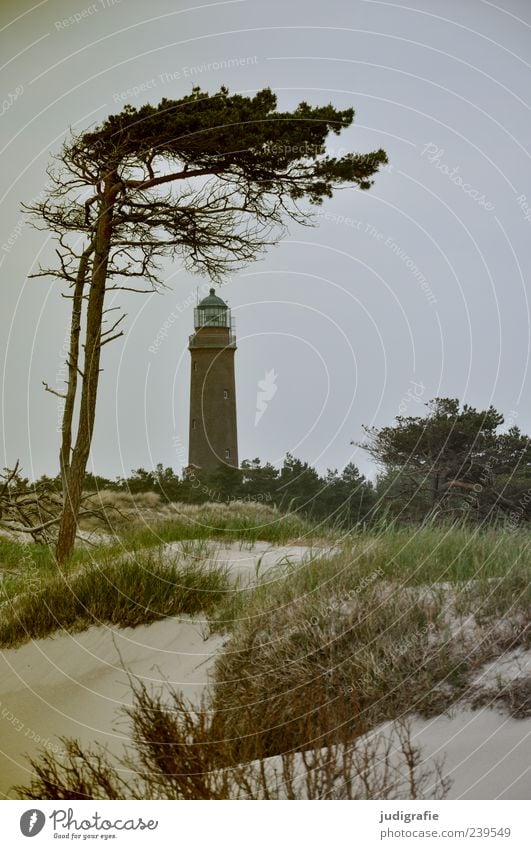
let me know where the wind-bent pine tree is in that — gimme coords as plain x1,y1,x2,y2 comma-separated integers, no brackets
25,86,387,563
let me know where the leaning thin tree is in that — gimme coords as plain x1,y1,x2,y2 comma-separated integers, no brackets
25,86,387,563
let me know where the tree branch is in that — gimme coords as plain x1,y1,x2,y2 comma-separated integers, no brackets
43,381,67,399
99,331,124,347
123,166,223,191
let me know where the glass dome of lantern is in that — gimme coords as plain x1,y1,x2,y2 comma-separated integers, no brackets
194,288,230,328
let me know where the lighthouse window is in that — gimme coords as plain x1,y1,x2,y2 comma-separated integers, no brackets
193,362,198,372
192,419,197,429
225,448,231,459
223,389,229,399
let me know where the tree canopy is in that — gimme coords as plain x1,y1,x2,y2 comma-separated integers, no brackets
361,398,531,524
31,87,387,284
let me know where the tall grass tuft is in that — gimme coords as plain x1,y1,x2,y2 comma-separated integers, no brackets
0,551,228,647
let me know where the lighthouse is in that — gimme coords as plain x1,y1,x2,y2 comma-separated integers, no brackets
188,288,238,472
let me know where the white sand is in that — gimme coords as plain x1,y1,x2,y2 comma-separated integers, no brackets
404,705,530,799
469,646,531,691
256,707,531,800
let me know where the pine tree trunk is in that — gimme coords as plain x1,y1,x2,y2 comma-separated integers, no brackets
55,177,117,563
59,243,93,490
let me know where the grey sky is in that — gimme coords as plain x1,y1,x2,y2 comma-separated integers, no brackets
1,0,530,482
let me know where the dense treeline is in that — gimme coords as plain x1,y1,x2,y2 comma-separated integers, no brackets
78,456,377,528
29,398,531,530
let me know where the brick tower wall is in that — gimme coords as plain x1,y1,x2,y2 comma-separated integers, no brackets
188,327,238,472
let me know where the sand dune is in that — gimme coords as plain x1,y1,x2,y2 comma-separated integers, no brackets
0,616,225,797
0,542,528,800
0,542,320,797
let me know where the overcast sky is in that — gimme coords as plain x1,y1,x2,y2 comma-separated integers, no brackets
1,0,530,482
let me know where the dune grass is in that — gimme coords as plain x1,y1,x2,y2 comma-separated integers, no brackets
83,491,318,545
0,550,229,648
0,499,316,561
0,500,317,603
114,502,317,548
209,524,530,759
211,523,530,627
0,499,320,647
342,520,530,584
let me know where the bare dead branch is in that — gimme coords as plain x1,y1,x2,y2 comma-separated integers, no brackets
42,381,67,400
99,331,124,347
101,312,126,339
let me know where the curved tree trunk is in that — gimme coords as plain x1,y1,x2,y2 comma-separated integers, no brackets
55,178,117,563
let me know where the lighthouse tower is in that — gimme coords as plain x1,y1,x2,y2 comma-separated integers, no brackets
188,288,238,472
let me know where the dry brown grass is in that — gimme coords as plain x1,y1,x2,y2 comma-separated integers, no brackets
209,582,462,760
86,489,163,511
80,490,163,530
208,539,530,761
18,684,449,800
